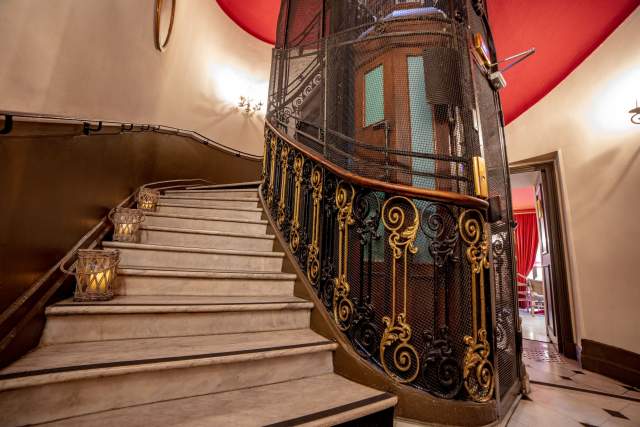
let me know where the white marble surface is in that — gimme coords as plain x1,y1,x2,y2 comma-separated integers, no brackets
508,383,640,427
103,241,284,272
156,204,263,221
40,374,396,427
158,195,259,209
520,312,550,343
164,189,258,198
139,226,274,251
143,212,268,234
117,268,295,297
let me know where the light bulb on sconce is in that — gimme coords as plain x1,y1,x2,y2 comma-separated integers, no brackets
238,96,263,114
629,100,640,125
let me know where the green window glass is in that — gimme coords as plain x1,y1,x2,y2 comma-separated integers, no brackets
364,65,384,126
407,56,435,190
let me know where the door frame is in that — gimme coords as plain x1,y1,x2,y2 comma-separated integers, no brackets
510,154,577,359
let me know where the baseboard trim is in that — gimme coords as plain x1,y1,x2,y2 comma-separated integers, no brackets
581,339,640,387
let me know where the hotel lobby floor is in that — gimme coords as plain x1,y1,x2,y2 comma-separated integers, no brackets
507,340,640,426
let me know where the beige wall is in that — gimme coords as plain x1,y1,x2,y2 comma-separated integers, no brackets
505,9,640,354
0,0,271,156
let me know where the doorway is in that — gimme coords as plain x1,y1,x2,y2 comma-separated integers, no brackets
510,158,575,359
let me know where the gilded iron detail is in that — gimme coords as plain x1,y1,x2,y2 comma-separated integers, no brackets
277,144,290,227
380,196,420,384
332,181,356,331
289,154,305,253
459,209,495,403
306,166,323,285
266,136,277,207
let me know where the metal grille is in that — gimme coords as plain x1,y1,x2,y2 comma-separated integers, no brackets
269,0,482,192
266,0,519,412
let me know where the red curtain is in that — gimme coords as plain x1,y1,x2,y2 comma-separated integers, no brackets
514,212,539,308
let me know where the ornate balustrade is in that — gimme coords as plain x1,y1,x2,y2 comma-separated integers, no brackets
263,122,495,403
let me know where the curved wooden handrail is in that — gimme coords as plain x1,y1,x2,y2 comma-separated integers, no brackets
266,120,488,209
0,110,262,161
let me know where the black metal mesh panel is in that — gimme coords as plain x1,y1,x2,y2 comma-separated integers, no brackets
266,0,520,412
466,0,520,408
270,0,483,193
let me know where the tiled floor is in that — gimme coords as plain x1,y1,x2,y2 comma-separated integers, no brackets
507,340,640,426
520,311,550,343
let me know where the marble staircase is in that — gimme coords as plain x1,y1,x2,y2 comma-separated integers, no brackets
0,183,397,426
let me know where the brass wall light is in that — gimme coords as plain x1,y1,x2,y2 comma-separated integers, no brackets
137,188,160,211
629,101,640,124
62,249,120,301
109,208,145,242
238,96,263,114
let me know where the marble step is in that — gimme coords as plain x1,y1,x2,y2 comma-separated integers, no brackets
143,212,268,234
103,241,283,271
138,225,274,251
41,295,314,344
0,330,336,426
155,203,263,221
158,195,259,209
163,189,258,198
186,181,261,190
38,374,397,427
116,268,296,296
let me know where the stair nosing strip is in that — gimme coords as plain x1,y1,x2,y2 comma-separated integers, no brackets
144,212,267,224
51,301,307,307
117,268,296,279
262,392,397,427
157,203,262,212
0,340,334,384
160,196,259,202
102,242,283,257
139,225,274,239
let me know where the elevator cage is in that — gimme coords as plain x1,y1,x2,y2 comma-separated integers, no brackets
266,0,521,416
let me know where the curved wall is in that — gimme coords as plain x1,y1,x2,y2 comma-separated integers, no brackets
0,120,260,315
0,0,272,156
505,9,640,355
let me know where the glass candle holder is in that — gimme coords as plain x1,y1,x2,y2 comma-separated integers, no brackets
109,207,145,242
137,188,160,211
73,249,119,301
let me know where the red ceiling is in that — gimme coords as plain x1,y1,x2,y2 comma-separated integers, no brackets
216,1,639,124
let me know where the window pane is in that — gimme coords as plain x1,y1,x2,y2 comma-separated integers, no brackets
364,65,384,126
407,56,435,190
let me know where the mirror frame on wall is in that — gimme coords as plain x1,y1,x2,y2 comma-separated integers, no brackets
155,0,176,52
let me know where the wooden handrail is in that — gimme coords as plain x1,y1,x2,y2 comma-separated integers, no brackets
0,110,262,161
266,121,488,209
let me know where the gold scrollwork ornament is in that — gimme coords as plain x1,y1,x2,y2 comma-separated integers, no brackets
459,209,495,402
332,182,355,331
276,145,290,227
379,196,420,384
306,167,323,285
289,154,304,252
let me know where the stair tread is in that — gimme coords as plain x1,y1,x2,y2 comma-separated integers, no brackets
0,330,331,384
160,195,259,202
156,203,262,212
118,266,296,279
46,295,313,315
39,374,396,427
186,181,261,190
103,241,283,257
144,212,267,224
165,189,257,195
139,225,274,239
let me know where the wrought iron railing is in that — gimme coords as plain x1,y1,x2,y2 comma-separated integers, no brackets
263,122,495,403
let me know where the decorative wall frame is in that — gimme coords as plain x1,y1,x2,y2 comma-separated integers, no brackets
155,0,176,52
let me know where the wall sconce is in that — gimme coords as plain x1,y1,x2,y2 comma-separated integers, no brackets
62,249,120,301
629,101,640,124
137,188,160,211
110,208,145,242
238,96,263,114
